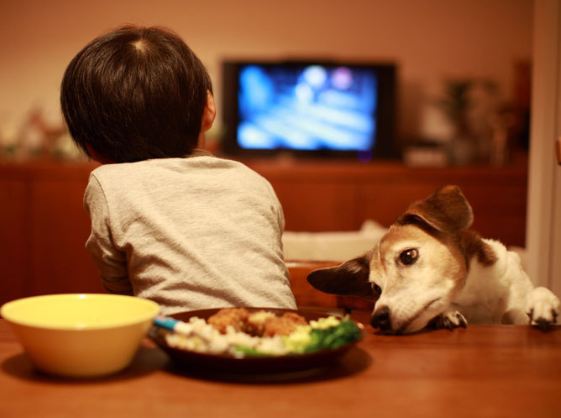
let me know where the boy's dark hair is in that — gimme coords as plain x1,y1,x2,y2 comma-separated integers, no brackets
60,25,213,163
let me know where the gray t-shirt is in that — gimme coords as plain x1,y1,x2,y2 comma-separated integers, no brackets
83,151,297,315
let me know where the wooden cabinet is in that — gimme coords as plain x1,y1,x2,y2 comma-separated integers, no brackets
0,163,104,308
0,159,528,308
244,159,528,246
0,176,27,303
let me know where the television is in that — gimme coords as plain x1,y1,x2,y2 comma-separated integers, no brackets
221,59,398,161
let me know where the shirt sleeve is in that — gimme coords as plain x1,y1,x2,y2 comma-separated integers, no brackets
84,174,132,295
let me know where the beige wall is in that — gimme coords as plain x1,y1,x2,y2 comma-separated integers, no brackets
0,0,533,143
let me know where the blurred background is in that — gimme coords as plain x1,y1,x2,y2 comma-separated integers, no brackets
0,0,533,162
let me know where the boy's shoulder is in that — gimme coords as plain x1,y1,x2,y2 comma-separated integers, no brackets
85,155,280,210
89,154,268,185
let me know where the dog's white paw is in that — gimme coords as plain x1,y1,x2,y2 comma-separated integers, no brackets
431,311,468,330
526,287,560,330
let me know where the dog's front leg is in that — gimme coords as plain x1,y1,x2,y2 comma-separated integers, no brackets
430,311,468,331
526,287,560,330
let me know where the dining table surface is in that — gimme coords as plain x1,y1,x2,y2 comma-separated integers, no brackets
1,309,560,418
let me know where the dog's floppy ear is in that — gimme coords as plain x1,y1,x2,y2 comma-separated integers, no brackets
397,185,473,234
307,254,374,299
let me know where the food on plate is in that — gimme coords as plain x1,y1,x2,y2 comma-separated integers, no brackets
208,308,308,337
155,308,362,358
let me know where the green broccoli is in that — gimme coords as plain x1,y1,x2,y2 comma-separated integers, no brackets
304,319,362,353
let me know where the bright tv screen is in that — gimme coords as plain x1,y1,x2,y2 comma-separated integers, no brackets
221,60,397,161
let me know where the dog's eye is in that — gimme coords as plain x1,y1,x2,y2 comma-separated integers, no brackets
372,283,382,295
399,249,418,266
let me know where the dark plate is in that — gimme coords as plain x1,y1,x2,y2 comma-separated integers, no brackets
150,308,364,374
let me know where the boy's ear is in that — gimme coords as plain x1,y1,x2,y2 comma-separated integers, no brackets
85,144,114,165
201,90,216,132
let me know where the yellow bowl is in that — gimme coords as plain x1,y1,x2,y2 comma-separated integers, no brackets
1,294,160,378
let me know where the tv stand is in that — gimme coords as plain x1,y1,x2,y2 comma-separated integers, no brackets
239,157,528,246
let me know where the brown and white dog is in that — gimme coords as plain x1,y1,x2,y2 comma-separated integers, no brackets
307,185,560,334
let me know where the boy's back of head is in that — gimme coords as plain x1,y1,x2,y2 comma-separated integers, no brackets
61,25,213,163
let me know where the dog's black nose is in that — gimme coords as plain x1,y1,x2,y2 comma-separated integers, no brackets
371,306,392,331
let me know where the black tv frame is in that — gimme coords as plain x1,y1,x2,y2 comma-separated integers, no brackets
221,59,399,161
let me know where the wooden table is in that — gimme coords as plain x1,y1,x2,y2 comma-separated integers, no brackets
1,315,560,418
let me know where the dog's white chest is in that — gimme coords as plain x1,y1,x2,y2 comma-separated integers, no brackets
452,257,509,324
452,241,532,324
453,287,507,324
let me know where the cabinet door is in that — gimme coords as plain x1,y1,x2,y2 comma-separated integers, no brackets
360,173,527,246
360,183,438,229
0,178,27,305
29,178,103,295
273,180,360,232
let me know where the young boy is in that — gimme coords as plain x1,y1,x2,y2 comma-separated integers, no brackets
60,25,297,314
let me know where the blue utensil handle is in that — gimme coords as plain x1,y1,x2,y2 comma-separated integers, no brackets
154,316,179,331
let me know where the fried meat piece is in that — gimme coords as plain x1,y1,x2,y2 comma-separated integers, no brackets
207,308,308,337
245,311,276,336
207,308,249,334
261,312,308,337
